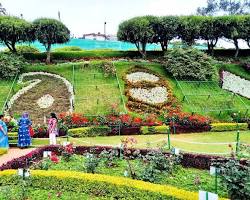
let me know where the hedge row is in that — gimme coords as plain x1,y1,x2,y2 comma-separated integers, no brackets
0,145,248,171
210,123,249,132
0,148,7,156
22,49,250,61
68,126,111,137
0,170,203,200
140,125,169,135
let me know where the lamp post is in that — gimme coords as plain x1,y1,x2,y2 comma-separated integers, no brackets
104,22,107,40
235,112,240,156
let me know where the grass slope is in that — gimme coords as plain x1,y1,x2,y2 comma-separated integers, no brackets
32,131,250,155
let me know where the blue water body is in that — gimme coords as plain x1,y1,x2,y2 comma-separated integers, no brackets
0,39,207,52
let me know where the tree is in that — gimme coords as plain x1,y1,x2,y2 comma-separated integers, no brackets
152,16,179,52
197,0,218,16
0,16,34,52
33,18,70,63
218,15,245,57
199,16,223,54
197,0,250,15
242,15,250,47
117,16,154,58
0,3,6,15
177,16,202,46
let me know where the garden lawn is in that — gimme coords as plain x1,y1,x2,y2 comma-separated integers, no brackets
114,61,250,121
33,155,228,198
0,80,14,112
32,131,250,155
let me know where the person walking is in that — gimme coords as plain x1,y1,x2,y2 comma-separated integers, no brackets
18,112,32,148
0,114,9,149
48,113,58,145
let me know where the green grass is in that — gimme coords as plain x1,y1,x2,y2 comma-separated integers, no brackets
220,63,250,80
0,186,106,200
1,60,250,121
34,155,228,197
0,79,15,112
32,131,250,155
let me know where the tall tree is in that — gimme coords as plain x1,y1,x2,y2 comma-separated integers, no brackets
219,15,245,57
197,0,250,15
0,3,6,15
0,16,34,52
33,18,70,64
199,16,223,54
178,16,202,46
152,16,179,52
117,16,154,57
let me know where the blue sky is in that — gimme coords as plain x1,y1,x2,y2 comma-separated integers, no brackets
1,0,206,36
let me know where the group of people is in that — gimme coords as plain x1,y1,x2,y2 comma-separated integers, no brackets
0,112,59,149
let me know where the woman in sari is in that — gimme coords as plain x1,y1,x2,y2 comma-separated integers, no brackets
48,113,58,145
0,114,9,149
18,112,32,148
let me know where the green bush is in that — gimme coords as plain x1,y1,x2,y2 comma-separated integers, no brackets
164,48,217,81
0,148,7,155
0,170,199,200
141,125,169,135
211,123,249,132
4,45,40,53
0,53,26,80
68,126,111,137
53,46,83,52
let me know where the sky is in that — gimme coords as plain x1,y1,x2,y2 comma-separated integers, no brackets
1,0,207,37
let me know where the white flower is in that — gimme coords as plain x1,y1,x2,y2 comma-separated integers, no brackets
129,87,168,104
222,71,250,98
37,94,55,109
126,72,159,83
6,72,74,113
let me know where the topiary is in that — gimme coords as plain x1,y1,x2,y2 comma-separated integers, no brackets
53,46,83,52
164,48,217,81
0,53,26,80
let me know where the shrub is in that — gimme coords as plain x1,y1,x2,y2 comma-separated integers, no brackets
84,152,100,173
0,148,7,156
4,45,40,53
68,126,111,137
0,170,202,200
211,123,249,132
213,159,250,200
0,53,26,80
53,46,83,52
165,112,211,133
141,125,169,135
164,48,217,81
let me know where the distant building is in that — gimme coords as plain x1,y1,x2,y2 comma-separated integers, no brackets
80,32,117,41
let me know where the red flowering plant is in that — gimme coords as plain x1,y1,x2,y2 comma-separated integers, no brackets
165,111,211,133
59,143,74,162
144,114,163,126
50,153,60,164
58,113,90,128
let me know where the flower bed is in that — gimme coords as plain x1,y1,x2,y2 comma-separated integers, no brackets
221,70,250,99
165,111,211,134
124,66,178,114
0,145,248,171
0,170,202,200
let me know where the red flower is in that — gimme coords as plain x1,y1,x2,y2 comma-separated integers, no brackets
50,154,59,163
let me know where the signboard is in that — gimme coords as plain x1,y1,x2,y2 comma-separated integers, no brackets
43,151,52,158
199,191,218,200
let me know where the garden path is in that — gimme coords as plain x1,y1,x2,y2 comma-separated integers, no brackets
0,147,35,166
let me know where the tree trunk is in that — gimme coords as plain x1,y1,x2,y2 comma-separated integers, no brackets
233,39,239,58
141,42,147,59
207,41,211,54
46,44,51,64
160,40,168,52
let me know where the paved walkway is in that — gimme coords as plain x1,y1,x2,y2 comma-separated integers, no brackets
0,148,35,166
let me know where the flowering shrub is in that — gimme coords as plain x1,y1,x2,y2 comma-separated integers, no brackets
165,112,211,133
59,144,74,162
221,70,250,98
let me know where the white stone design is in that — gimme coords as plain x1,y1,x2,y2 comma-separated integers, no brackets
129,87,168,104
126,72,159,83
7,72,74,112
37,94,55,109
222,71,250,99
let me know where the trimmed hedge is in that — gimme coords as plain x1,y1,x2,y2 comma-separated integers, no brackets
22,49,250,61
68,126,111,137
0,170,203,200
0,148,7,156
211,123,249,132
140,125,169,135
